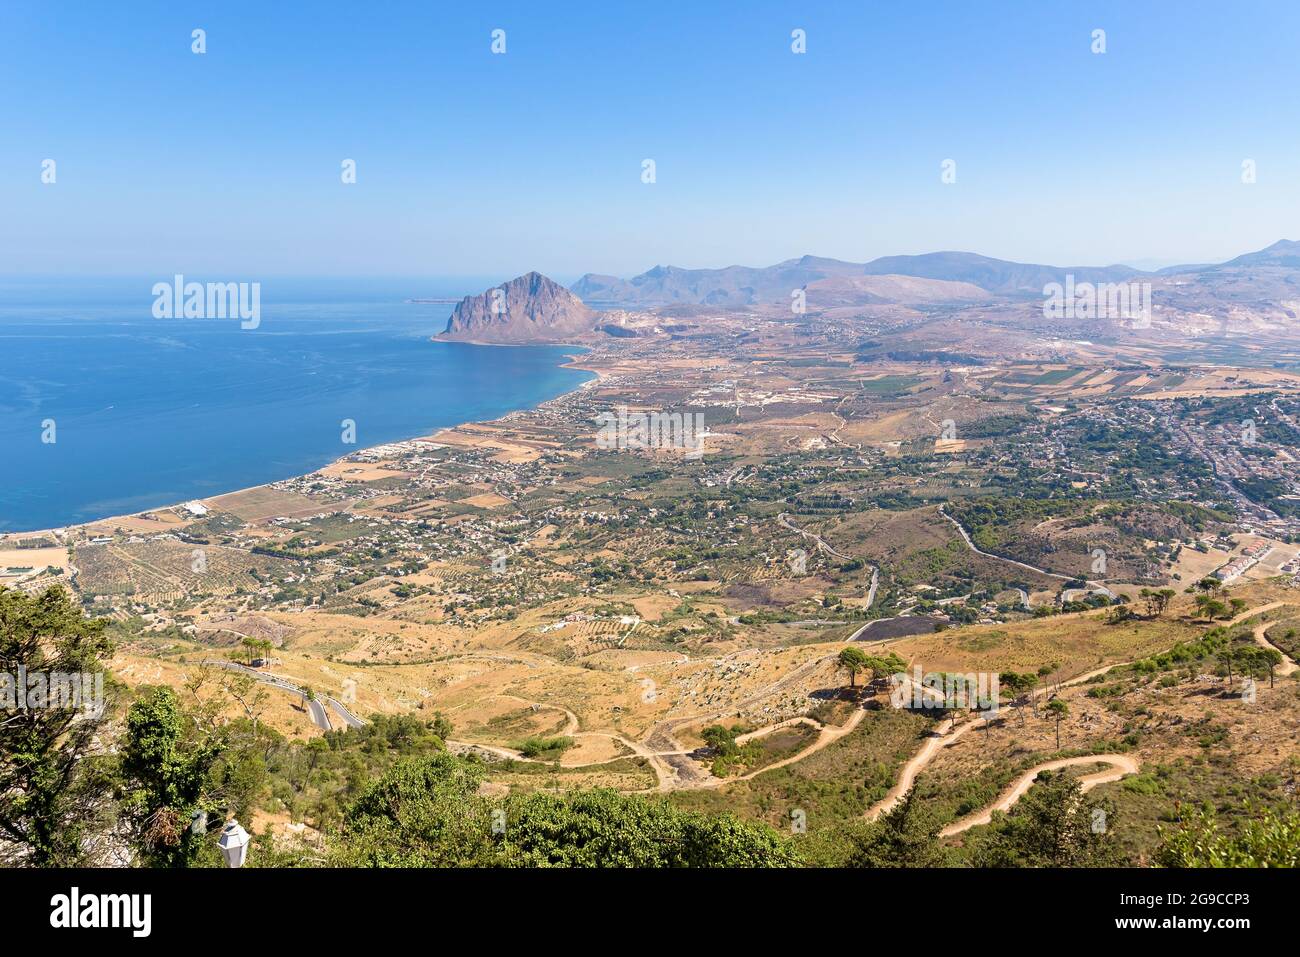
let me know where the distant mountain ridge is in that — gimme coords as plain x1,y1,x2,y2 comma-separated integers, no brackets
571,241,1300,306
571,256,866,307
431,240,1299,345
571,252,1145,306
1159,238,1300,274
858,252,1141,295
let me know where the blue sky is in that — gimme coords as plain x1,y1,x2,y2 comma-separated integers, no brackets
3,0,1298,280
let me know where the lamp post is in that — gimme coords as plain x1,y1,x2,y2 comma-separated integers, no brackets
217,819,250,868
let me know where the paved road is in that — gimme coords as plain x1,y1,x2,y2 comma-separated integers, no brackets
305,697,331,730
328,698,366,729
202,660,363,731
779,511,879,609
938,505,1116,599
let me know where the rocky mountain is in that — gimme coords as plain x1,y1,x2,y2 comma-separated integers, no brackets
440,272,600,343
1143,240,1300,330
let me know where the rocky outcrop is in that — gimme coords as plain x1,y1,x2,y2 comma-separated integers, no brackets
440,272,600,343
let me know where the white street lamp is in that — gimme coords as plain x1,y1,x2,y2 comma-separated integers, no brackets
217,819,250,868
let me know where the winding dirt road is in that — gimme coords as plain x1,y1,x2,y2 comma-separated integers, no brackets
863,599,1287,832
697,707,869,787
1253,616,1299,676
430,602,1300,802
863,713,983,820
938,754,1139,836
214,583,1295,822
778,511,879,608
937,505,1115,599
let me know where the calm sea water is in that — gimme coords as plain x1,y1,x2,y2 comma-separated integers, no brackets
0,279,591,533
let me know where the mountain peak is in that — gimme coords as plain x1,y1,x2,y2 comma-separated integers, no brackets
440,272,600,343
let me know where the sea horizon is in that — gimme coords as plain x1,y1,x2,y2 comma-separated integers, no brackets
0,278,593,533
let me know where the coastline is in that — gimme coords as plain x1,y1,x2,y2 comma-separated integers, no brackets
0,345,606,545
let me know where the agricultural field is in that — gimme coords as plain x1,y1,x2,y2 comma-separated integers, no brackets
76,540,292,604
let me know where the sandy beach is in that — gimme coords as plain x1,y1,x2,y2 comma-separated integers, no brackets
0,349,605,548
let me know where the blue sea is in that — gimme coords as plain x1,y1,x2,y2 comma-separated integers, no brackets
0,278,591,533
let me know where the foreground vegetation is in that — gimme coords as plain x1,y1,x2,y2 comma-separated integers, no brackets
6,584,1298,868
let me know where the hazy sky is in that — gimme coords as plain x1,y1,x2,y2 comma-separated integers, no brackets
4,0,1299,280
